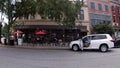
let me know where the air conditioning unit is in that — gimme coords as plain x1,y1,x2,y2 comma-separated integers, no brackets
113,23,118,26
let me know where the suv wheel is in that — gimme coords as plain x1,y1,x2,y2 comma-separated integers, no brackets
99,45,108,52
72,45,79,51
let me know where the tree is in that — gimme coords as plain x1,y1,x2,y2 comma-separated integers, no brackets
11,0,36,25
0,0,7,13
93,24,114,35
0,0,84,44
0,0,36,28
0,0,36,44
0,0,84,31
36,0,84,27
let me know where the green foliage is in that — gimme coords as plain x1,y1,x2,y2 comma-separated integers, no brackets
0,0,36,24
0,0,84,33
15,0,36,18
36,0,84,28
93,24,114,35
0,0,7,13
1,23,8,35
37,0,71,20
0,0,37,37
1,23,16,35
0,0,84,25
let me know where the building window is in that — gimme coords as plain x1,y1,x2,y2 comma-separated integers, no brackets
112,6,114,11
98,4,102,11
91,19,96,26
113,16,116,22
105,5,109,12
118,8,120,15
90,2,95,9
80,10,84,20
30,14,35,19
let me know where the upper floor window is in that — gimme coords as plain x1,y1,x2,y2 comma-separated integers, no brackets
118,8,120,15
112,6,114,11
90,2,95,9
98,4,102,11
30,14,35,19
105,5,109,12
80,10,84,20
113,16,116,22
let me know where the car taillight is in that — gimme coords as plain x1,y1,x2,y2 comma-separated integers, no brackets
110,40,114,42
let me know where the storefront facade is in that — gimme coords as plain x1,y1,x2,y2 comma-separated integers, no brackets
15,20,87,43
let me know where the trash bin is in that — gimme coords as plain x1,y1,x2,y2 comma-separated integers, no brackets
9,40,14,45
18,38,23,46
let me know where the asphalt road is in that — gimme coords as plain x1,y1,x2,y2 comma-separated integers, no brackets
0,47,120,68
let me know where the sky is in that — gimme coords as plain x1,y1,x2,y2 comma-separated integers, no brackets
0,13,8,26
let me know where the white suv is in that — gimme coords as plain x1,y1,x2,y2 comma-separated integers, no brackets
69,34,114,52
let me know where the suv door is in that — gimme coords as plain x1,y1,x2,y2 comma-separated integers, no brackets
82,36,91,47
90,35,107,48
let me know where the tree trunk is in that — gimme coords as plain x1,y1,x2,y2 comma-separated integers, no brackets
6,24,10,45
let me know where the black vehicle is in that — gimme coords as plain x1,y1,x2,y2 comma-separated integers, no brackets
114,37,120,47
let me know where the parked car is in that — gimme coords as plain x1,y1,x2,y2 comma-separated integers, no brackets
114,37,120,47
69,34,114,52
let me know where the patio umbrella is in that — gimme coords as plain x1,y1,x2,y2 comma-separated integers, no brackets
14,30,23,34
35,31,46,35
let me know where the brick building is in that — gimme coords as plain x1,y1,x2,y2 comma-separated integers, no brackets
84,0,112,34
80,0,120,34
109,0,120,37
